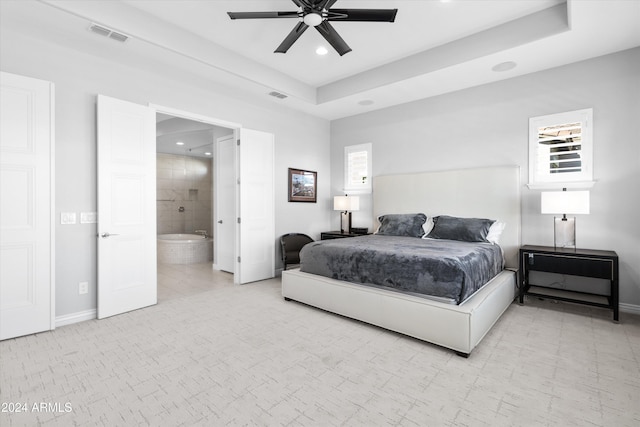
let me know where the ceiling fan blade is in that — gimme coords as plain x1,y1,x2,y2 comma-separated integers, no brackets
316,0,339,10
327,9,398,22
315,21,351,56
275,22,309,53
227,11,300,20
295,0,315,8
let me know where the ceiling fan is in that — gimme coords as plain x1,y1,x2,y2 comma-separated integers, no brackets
227,0,398,56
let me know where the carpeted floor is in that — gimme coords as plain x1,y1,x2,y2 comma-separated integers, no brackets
1,263,639,426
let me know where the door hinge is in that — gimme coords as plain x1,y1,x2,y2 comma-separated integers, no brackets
237,217,241,224
237,256,241,263
237,139,240,146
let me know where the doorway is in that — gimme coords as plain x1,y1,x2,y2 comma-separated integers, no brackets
151,105,276,285
155,112,234,299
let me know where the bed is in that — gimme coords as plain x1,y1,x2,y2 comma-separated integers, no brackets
282,166,521,356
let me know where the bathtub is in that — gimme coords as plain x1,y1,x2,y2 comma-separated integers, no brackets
157,234,213,265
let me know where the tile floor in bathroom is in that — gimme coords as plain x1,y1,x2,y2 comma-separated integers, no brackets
157,261,234,302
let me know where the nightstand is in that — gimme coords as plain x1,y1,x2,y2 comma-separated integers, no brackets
518,245,619,321
320,231,365,240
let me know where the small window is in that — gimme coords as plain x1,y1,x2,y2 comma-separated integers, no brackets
344,143,372,194
528,108,594,189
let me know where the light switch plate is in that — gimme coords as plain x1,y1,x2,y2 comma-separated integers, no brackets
80,212,97,224
61,212,77,225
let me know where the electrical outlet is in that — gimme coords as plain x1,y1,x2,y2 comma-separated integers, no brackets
79,282,89,295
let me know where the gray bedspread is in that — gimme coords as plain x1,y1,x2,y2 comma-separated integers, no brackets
299,235,504,304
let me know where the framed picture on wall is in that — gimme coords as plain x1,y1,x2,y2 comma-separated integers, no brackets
288,168,317,203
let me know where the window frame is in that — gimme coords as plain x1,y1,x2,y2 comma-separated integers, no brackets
343,143,372,194
528,108,595,189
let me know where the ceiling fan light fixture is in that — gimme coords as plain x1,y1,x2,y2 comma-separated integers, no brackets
303,13,323,27
316,46,329,55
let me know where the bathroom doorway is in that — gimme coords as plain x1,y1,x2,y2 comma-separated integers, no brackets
152,104,275,286
155,112,234,300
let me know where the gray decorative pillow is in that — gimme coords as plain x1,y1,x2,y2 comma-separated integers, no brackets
377,213,427,238
428,215,495,242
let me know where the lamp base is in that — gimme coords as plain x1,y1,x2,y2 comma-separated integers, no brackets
554,216,576,249
340,211,352,234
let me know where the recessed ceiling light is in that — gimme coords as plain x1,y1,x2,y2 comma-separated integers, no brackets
492,61,517,72
176,141,184,146
204,152,212,156
358,100,374,106
316,46,328,56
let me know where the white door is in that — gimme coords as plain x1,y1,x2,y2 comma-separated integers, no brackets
0,72,54,340
214,134,235,273
236,129,275,284
96,95,156,319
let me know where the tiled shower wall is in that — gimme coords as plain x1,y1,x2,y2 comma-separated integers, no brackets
157,153,213,236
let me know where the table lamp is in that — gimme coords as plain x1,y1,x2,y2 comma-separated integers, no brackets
541,189,589,249
333,195,360,234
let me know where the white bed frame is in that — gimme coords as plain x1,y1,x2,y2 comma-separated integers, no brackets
282,166,521,356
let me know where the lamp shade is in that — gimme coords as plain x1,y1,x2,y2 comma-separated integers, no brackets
541,190,590,215
333,195,360,211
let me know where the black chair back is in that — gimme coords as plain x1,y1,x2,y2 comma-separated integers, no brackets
280,233,314,270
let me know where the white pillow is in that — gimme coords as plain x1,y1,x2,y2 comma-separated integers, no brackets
486,220,506,245
421,216,435,239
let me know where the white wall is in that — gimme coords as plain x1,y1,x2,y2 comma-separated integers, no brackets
1,30,331,317
331,47,640,308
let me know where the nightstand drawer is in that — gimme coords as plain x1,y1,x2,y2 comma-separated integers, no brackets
525,253,614,280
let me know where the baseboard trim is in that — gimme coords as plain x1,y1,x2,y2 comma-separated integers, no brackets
55,309,96,328
620,303,640,316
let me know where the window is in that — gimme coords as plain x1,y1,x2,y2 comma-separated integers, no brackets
528,108,594,189
344,143,372,194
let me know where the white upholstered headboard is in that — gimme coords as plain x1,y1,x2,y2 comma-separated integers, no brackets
373,166,521,269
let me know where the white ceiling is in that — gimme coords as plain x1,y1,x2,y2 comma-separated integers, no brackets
2,1,640,120
123,0,562,87
156,113,219,158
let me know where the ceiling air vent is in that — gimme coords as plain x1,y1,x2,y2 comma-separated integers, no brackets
268,91,288,100
89,23,129,43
